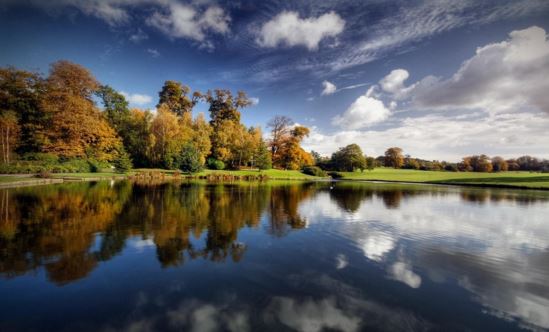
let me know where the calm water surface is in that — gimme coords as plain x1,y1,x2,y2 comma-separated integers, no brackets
1,180,548,331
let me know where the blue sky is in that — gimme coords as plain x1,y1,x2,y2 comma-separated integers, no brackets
1,0,549,161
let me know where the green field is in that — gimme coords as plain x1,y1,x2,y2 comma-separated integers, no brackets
339,168,549,189
0,176,33,183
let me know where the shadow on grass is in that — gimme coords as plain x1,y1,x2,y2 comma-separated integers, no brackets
433,176,549,184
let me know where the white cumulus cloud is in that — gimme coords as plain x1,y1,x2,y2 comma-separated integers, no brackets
411,26,549,114
332,88,391,129
147,3,230,45
379,69,416,99
321,80,337,96
121,91,153,106
256,11,345,51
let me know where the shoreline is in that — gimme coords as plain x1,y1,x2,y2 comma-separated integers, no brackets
335,178,549,191
1,172,548,191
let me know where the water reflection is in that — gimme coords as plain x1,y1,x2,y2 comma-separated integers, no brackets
0,181,311,284
1,181,549,331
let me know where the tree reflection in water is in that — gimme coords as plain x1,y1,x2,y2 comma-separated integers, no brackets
0,181,313,284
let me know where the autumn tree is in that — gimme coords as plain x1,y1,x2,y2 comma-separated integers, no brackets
506,158,520,171
472,155,493,172
190,113,212,166
124,108,155,167
267,115,293,165
0,67,45,153
203,89,252,167
458,156,473,172
157,80,200,116
150,104,182,168
491,156,508,172
0,111,19,164
266,117,313,170
384,147,404,168
41,61,121,161
460,155,493,172
204,89,251,126
279,126,313,170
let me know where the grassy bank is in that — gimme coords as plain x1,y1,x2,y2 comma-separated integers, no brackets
339,168,549,189
0,168,319,187
2,168,548,189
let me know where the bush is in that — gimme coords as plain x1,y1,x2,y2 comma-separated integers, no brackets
62,159,93,172
21,153,59,164
178,143,203,173
113,150,132,173
87,159,111,173
302,166,327,177
327,171,343,179
207,158,225,170
444,164,459,172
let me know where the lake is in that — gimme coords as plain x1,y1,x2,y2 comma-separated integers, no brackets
1,180,548,332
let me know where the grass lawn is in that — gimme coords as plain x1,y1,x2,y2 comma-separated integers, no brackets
3,168,548,189
0,176,34,183
51,172,123,178
339,168,549,189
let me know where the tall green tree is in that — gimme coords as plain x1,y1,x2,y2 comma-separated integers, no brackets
256,139,272,170
96,85,130,132
177,142,203,173
204,89,251,126
331,144,366,172
157,80,200,116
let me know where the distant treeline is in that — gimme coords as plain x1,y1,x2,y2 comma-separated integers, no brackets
312,145,549,173
0,61,313,174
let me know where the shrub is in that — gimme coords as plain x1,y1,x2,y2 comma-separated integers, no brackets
444,164,459,172
62,159,93,172
207,158,225,170
178,143,203,173
113,150,132,173
302,166,327,177
87,159,111,173
21,153,59,164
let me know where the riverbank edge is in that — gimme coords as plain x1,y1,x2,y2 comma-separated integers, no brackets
336,178,549,191
1,174,547,191
0,173,319,188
